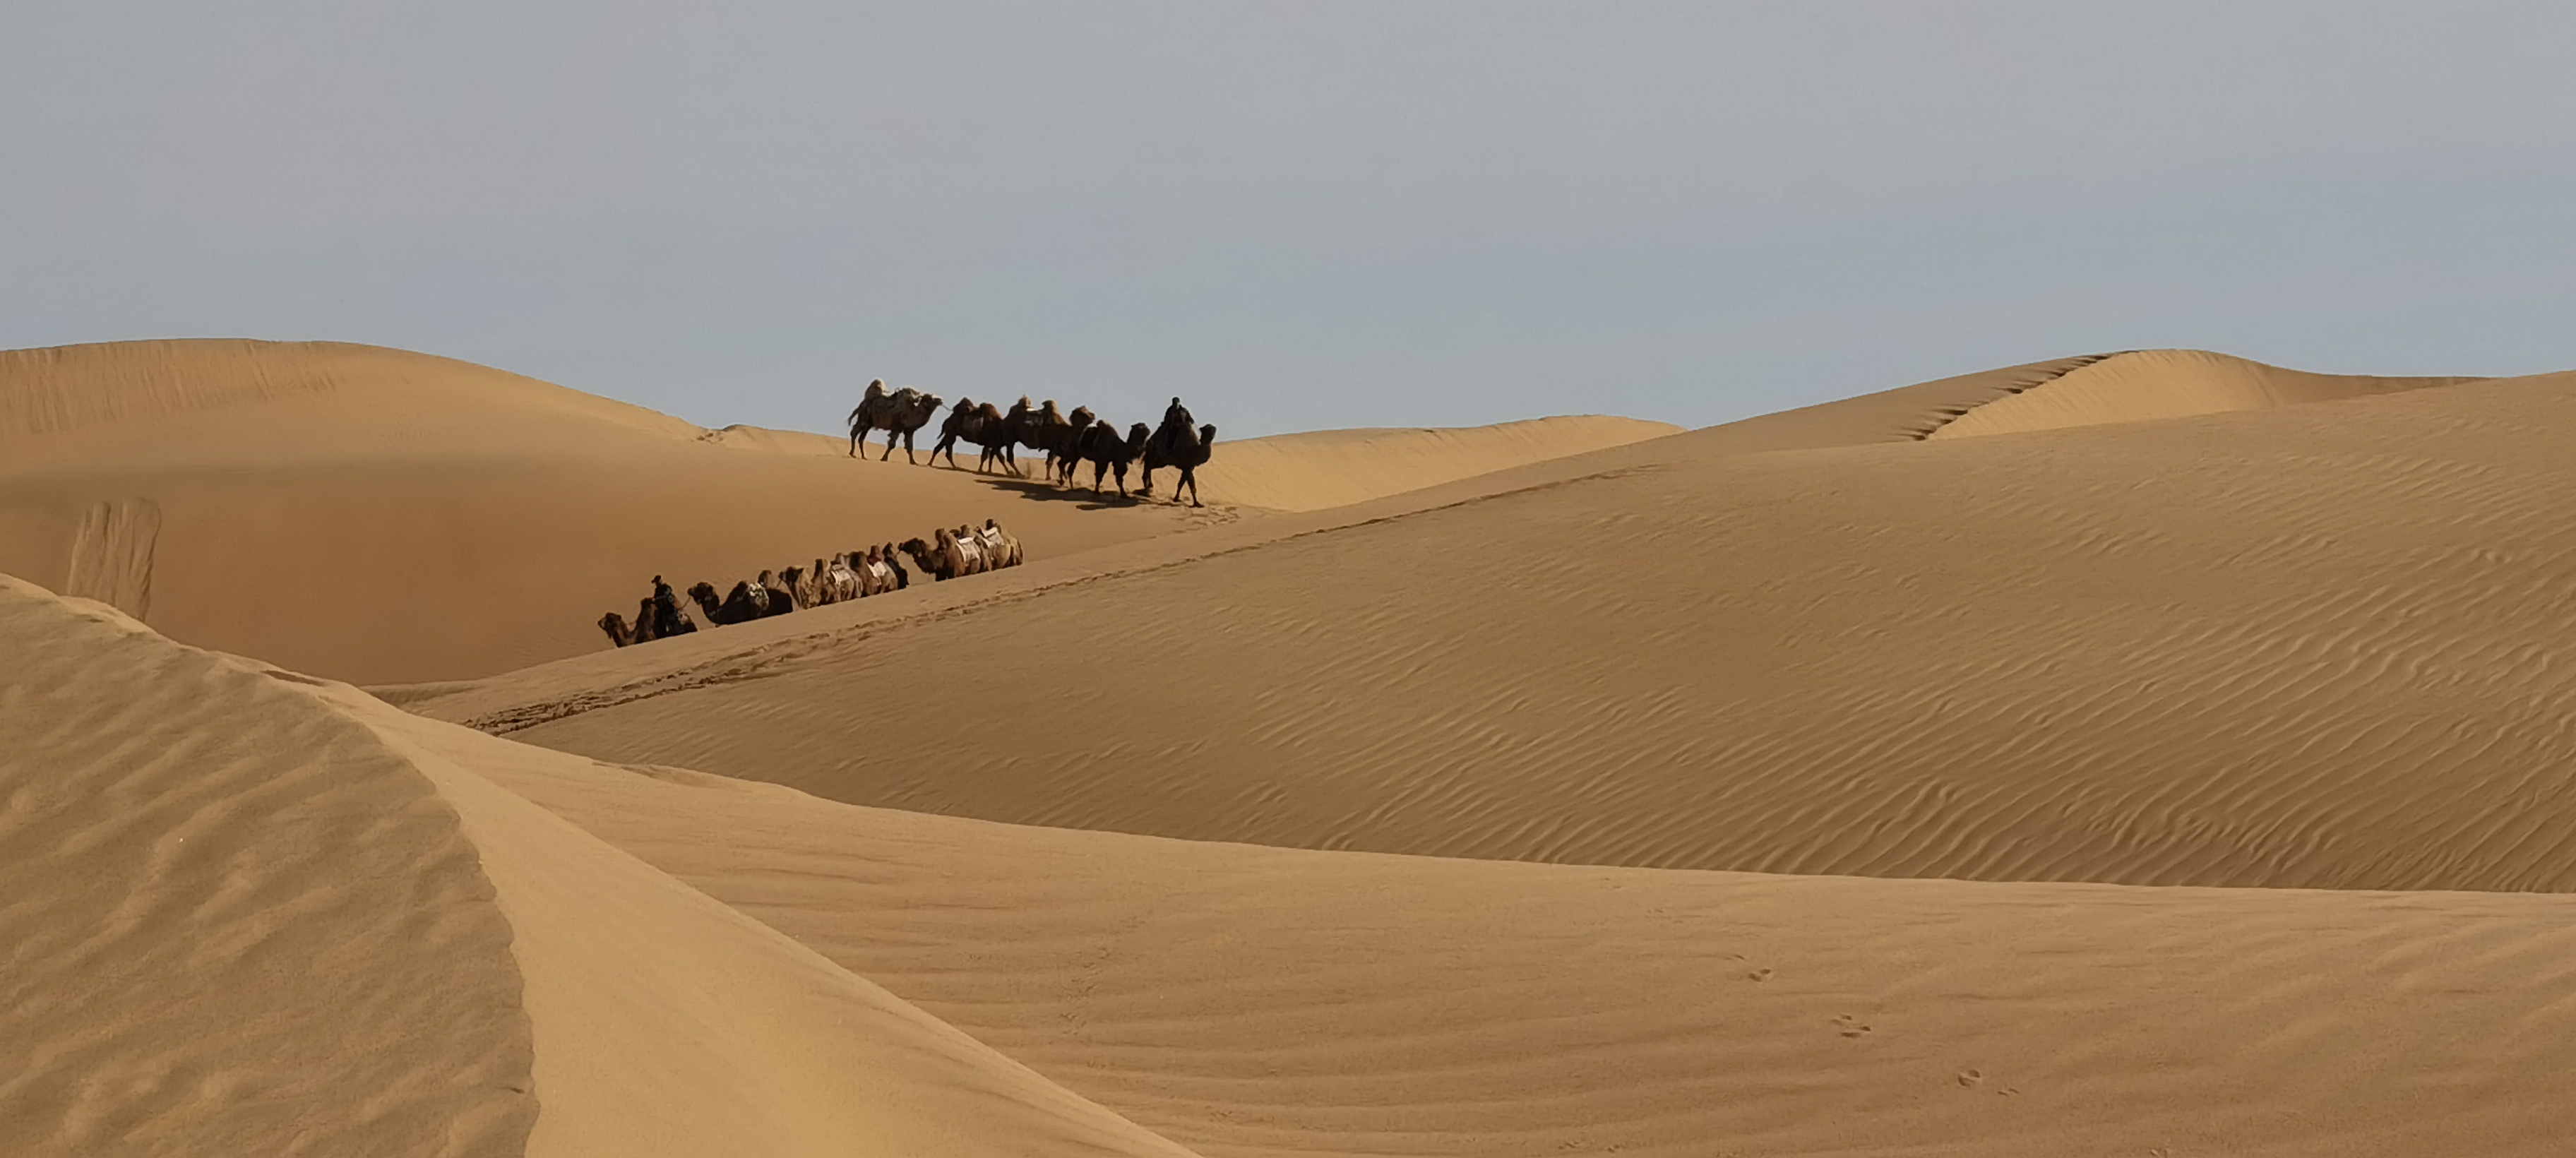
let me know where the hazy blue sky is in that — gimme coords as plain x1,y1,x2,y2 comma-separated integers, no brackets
7,3,2575,436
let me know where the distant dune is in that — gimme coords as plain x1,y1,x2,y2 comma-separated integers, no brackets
19,339,2576,1156
0,340,1650,683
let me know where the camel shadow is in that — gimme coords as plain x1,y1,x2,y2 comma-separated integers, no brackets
968,474,1157,511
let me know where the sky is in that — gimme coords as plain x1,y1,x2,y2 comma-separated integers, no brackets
6,2,2576,438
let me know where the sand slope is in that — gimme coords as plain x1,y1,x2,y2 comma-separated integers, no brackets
0,340,1676,684
485,753,2576,1157
0,340,1210,684
1190,416,1679,511
0,575,1202,1158
435,355,2576,893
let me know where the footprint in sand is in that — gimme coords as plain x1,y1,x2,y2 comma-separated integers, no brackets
1831,1014,1871,1038
1956,1069,1982,1087
1746,967,1773,981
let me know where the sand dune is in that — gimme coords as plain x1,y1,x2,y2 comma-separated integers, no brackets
484,746,2576,1157
0,574,1202,1157
0,340,1669,684
20,338,2576,1156
0,340,1208,684
436,357,2576,893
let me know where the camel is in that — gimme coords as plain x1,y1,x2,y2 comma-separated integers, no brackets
899,530,986,580
787,559,845,609
974,518,1022,568
598,596,657,647
1140,421,1217,506
648,575,696,638
1049,406,1096,487
1014,399,1066,474
848,383,944,462
688,573,799,626
857,545,899,597
603,579,702,646
824,554,862,602
897,537,948,581
948,527,989,575
1077,419,1151,496
931,398,1017,474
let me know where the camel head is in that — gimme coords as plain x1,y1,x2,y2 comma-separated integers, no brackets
686,581,718,607
1068,405,1094,428
1126,422,1152,450
598,611,624,634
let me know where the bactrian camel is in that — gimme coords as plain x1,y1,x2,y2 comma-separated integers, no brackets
847,381,946,462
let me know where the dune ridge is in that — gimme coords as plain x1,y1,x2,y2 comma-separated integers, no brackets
455,361,2576,894
0,575,535,1157
0,575,1203,1158
1927,348,2480,440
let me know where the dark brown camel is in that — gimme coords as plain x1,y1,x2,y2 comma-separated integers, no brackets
931,398,1016,473
1140,420,1217,506
687,575,798,626
598,596,657,647
848,385,944,462
897,536,954,582
1049,406,1096,487
1078,420,1151,496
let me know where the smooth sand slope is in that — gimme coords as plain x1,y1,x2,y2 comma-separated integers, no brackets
487,748,2576,1158
0,575,1203,1158
0,340,1659,685
431,352,2576,893
1188,416,1679,511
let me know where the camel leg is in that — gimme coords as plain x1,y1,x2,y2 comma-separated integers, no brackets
848,429,860,458
879,430,898,461
1138,465,1155,496
1092,459,1109,495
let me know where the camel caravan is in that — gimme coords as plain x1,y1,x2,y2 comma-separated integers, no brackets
847,381,1218,506
596,519,1025,647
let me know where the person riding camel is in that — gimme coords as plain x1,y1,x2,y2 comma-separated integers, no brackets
1164,396,1193,432
650,575,687,638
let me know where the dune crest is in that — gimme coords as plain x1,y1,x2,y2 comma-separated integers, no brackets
0,575,535,1157
1927,348,2478,440
0,575,1201,1158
